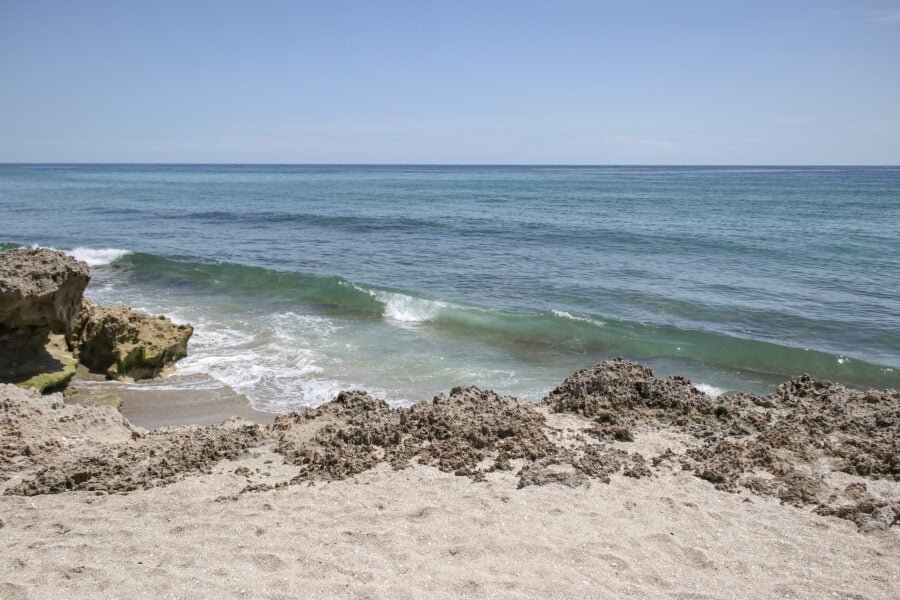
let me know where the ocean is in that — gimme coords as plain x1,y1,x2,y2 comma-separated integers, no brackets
1,164,897,411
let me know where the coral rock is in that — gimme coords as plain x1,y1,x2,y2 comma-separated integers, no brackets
0,248,89,345
72,301,193,380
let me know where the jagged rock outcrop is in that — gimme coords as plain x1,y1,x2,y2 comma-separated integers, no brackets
0,248,90,346
0,383,137,484
273,386,558,482
1,358,897,531
545,358,899,530
0,249,88,391
72,300,193,380
543,357,728,427
1,247,193,387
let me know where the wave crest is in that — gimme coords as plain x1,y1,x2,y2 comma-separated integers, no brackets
25,244,132,267
353,284,447,322
69,247,132,267
694,383,725,398
551,309,605,327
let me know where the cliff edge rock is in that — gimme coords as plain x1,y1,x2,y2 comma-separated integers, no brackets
0,248,89,346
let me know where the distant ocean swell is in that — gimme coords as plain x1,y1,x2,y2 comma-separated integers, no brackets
67,248,896,391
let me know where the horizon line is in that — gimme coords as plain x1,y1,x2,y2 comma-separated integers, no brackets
1,162,899,168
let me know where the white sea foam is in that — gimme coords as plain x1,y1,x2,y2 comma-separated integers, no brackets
378,292,447,322
352,284,448,323
695,383,725,398
30,244,132,267
68,247,132,267
551,309,605,327
170,312,356,411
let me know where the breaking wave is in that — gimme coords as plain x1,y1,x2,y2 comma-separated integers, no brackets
694,383,725,398
37,249,900,391
68,247,132,267
349,283,449,322
17,243,132,267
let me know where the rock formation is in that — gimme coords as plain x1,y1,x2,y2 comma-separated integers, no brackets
0,248,193,387
0,248,89,347
273,386,558,482
72,300,194,381
0,384,260,495
0,360,896,531
0,249,89,391
545,358,899,531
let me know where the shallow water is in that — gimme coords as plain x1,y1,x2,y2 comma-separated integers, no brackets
1,164,898,410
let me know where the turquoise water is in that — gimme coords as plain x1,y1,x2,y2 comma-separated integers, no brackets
1,164,898,410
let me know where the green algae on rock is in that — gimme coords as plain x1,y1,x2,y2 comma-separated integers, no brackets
1,334,78,393
72,300,193,381
17,343,78,393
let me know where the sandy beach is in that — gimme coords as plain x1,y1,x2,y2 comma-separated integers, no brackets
2,459,897,600
70,366,275,428
2,364,899,600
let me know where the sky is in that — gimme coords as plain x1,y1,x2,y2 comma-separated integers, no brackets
1,1,899,164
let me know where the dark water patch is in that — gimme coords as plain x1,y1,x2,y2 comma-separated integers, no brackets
161,209,448,233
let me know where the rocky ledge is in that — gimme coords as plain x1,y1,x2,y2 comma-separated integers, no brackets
0,248,89,347
0,248,193,388
1,358,896,532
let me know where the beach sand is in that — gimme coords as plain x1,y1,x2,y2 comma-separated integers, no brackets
1,359,898,600
1,439,897,600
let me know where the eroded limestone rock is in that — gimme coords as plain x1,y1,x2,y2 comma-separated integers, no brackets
72,301,193,380
0,248,89,345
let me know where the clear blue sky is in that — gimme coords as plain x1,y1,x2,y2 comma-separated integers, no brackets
1,1,899,164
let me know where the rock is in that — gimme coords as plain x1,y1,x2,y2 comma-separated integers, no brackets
544,358,899,530
0,383,137,485
0,247,193,387
0,248,89,346
72,301,193,380
273,386,558,484
543,357,730,435
0,249,88,391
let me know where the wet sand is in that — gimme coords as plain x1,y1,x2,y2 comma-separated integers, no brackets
67,367,274,428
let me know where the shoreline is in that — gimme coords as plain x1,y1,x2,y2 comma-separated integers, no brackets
1,247,898,599
67,367,275,428
2,357,898,599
